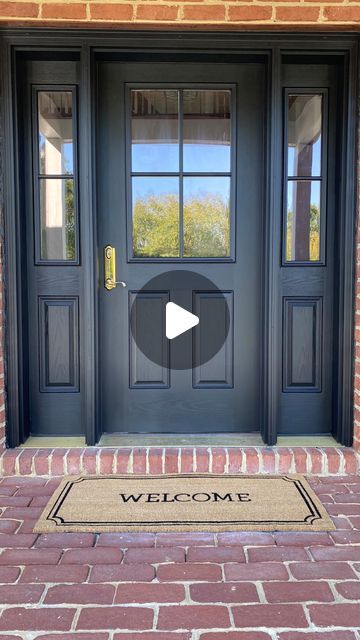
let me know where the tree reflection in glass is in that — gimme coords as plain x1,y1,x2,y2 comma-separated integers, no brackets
184,177,230,257
132,177,179,258
286,181,320,262
130,88,232,259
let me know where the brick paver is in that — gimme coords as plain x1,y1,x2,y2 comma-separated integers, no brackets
0,475,359,638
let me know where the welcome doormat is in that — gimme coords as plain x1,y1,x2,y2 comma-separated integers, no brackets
34,474,334,532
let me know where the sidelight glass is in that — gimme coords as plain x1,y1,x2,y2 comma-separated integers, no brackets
38,91,74,175
287,95,322,177
132,177,180,257
36,89,77,262
183,90,231,173
131,89,179,173
286,180,321,262
285,92,324,263
183,177,231,257
129,87,233,260
39,178,76,261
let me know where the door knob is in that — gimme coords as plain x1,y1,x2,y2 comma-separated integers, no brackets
104,245,127,290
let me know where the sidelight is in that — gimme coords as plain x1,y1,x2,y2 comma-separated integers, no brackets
285,93,324,263
130,87,233,259
35,89,77,262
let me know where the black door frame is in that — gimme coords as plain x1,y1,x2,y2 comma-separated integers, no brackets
0,29,357,447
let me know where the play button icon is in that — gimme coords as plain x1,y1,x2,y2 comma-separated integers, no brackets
130,269,230,371
166,302,199,340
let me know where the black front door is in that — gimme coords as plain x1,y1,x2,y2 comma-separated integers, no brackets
97,61,266,433
16,46,350,443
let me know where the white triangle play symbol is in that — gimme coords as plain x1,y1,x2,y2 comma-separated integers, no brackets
166,302,199,340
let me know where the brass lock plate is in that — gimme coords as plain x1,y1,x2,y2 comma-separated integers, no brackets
104,245,116,290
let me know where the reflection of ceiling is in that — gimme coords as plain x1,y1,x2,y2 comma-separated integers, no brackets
132,89,231,118
132,119,230,145
288,95,321,146
39,114,72,143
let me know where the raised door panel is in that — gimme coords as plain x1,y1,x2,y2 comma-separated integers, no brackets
283,297,322,392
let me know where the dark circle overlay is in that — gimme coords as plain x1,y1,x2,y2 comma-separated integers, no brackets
130,270,230,371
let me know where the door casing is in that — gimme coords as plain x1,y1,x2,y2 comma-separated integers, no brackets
0,30,357,446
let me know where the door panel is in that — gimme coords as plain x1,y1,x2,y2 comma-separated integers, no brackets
20,59,84,436
97,62,266,433
283,297,322,392
193,291,234,389
129,291,170,388
279,64,337,434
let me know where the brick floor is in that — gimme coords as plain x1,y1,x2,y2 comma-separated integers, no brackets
0,476,359,638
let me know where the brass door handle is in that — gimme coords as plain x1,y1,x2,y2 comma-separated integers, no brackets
104,245,127,290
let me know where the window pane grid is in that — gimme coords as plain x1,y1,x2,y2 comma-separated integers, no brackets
35,89,77,263
287,176,322,181
130,88,232,259
285,93,323,264
38,174,74,179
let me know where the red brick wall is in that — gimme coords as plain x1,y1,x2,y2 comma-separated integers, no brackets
0,1,359,28
0,1,359,452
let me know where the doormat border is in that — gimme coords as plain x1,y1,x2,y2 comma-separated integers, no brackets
34,473,335,532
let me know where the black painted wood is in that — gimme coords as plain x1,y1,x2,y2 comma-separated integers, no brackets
97,61,265,433
283,297,322,392
193,291,234,389
129,291,170,389
39,297,79,391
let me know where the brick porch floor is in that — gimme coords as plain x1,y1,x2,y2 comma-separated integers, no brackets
0,476,359,638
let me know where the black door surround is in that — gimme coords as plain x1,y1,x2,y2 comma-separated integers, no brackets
1,30,357,446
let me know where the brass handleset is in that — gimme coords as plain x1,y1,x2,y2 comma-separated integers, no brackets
104,245,126,290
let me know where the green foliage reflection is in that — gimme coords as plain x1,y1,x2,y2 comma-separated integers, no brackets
286,203,320,262
65,178,76,260
133,191,230,258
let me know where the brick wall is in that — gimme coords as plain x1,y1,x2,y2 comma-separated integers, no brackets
0,1,358,28
0,1,359,453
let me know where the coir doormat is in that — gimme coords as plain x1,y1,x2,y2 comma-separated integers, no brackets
34,474,334,532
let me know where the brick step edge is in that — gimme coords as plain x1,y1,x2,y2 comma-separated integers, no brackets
0,446,359,476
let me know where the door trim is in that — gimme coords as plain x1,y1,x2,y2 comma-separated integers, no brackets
0,30,358,446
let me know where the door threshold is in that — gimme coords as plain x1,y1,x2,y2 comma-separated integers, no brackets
99,433,264,447
19,433,339,449
98,433,339,448
278,435,338,447
21,436,86,448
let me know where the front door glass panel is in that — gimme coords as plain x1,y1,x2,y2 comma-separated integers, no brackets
130,87,233,260
183,89,231,172
131,89,179,172
183,177,230,258
132,176,180,258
